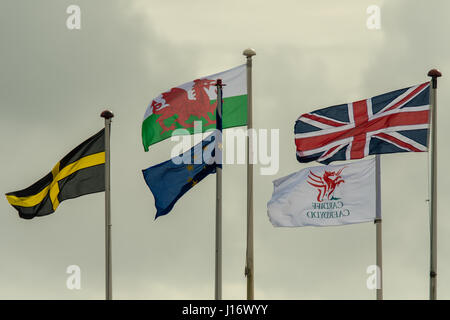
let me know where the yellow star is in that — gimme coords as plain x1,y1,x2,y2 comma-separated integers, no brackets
192,180,198,186
187,177,193,182
186,165,194,171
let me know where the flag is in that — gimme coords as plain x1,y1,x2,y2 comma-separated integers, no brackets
142,132,219,219
142,64,247,151
295,82,430,164
6,129,106,219
267,158,376,227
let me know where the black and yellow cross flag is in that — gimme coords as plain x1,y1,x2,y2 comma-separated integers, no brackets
5,129,106,219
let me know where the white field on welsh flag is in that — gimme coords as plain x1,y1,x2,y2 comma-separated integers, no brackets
142,64,247,151
267,158,376,227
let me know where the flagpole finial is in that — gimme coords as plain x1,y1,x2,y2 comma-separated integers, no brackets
428,69,442,78
428,69,442,89
101,110,114,119
243,48,256,57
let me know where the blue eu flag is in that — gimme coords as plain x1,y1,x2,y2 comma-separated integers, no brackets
142,133,219,219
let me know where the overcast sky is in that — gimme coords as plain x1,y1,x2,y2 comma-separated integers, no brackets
0,0,449,299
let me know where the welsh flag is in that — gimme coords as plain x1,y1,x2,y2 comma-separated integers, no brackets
142,64,247,151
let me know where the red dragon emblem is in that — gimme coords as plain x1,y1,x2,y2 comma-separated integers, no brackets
150,79,218,134
307,168,345,202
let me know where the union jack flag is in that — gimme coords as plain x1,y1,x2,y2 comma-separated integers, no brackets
295,82,430,164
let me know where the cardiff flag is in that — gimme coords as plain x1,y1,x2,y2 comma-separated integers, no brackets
267,158,376,227
142,65,247,151
295,82,430,164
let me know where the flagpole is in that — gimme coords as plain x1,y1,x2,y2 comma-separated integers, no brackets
375,154,383,300
428,68,441,300
243,48,256,300
101,110,114,300
215,80,224,300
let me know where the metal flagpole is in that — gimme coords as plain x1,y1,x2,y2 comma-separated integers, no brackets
215,80,224,300
428,68,441,300
243,48,256,300
101,110,114,300
375,154,383,300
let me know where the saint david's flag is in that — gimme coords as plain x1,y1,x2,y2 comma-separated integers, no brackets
5,129,106,219
295,82,430,164
142,64,247,151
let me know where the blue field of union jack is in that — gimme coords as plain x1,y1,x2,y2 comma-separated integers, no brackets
295,82,430,164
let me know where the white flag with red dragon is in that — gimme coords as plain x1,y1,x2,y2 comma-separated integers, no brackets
267,158,376,227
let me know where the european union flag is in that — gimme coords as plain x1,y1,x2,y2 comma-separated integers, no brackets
142,133,219,219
